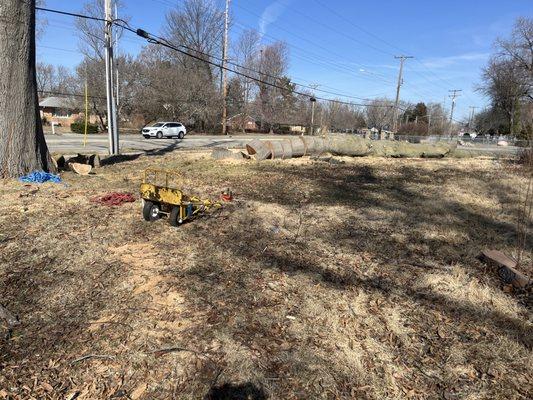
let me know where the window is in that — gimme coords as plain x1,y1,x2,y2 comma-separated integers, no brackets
53,108,72,118
166,123,178,128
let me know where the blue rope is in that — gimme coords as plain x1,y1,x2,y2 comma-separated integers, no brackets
19,171,62,184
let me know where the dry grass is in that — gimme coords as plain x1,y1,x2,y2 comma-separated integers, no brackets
0,150,532,400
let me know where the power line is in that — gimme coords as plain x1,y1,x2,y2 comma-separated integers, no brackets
35,6,106,22
310,0,473,101
128,25,393,108
230,22,396,88
36,6,397,109
38,90,106,100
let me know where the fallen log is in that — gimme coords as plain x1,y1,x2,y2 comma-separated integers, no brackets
280,140,293,159
479,249,531,288
326,136,372,156
288,137,306,157
246,139,271,161
269,140,285,159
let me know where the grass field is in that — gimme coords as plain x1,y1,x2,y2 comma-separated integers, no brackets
0,151,531,399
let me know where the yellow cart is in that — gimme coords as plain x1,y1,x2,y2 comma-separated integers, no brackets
140,168,219,226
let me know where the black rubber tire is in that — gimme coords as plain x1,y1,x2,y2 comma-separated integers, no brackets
143,201,161,221
178,132,185,139
156,131,163,139
169,206,181,227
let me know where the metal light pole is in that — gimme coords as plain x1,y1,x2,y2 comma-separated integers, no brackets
221,0,230,135
104,0,119,154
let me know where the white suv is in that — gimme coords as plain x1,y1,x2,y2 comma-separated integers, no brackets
142,122,187,139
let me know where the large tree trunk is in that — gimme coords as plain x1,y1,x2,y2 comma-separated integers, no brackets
0,0,55,178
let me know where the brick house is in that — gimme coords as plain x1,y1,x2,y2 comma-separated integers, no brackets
39,97,98,127
227,114,259,132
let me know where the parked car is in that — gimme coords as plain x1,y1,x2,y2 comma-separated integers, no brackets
141,122,187,139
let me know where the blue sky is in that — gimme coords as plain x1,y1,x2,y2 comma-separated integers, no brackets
38,0,532,119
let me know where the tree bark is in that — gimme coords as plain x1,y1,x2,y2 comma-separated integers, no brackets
0,0,55,178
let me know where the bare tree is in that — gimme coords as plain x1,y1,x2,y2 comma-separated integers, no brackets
165,0,224,77
256,41,290,131
0,0,55,177
496,17,533,94
75,0,127,61
480,58,529,135
479,18,533,137
232,29,261,131
365,98,395,133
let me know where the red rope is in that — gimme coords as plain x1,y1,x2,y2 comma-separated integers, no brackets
91,192,136,206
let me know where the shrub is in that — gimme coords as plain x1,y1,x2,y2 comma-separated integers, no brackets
71,121,99,134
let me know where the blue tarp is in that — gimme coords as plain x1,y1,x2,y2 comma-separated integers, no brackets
19,171,62,184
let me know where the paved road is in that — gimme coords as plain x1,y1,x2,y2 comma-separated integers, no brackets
44,133,282,154
45,132,522,156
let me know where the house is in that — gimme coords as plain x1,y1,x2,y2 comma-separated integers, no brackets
39,97,98,127
227,114,258,132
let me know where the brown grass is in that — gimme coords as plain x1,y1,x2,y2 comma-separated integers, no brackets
0,151,531,399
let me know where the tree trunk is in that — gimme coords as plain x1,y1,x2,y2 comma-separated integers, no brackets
0,0,55,178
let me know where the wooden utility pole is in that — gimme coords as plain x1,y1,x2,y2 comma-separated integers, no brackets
468,106,477,131
393,55,413,135
0,0,55,177
448,89,462,135
221,0,230,135
104,0,119,154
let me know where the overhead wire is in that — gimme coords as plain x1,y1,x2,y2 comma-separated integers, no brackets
36,6,458,111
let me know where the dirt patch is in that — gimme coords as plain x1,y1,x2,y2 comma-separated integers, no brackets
0,152,531,399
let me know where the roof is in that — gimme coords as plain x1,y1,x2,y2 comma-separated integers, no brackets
39,97,77,109
227,113,258,121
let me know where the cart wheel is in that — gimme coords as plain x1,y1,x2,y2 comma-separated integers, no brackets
169,206,182,227
143,201,161,221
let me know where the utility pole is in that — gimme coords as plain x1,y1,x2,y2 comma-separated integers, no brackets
393,55,413,135
310,97,317,135
468,106,478,131
221,0,230,135
448,89,462,136
104,0,119,154
114,3,120,109
309,83,320,135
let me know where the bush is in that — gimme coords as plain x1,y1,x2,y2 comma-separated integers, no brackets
71,121,99,134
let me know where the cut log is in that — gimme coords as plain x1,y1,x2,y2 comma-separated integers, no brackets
479,249,531,288
52,155,66,170
327,136,371,156
70,162,92,175
244,136,454,161
246,139,271,160
89,154,101,168
269,141,285,159
280,140,293,159
289,137,306,157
